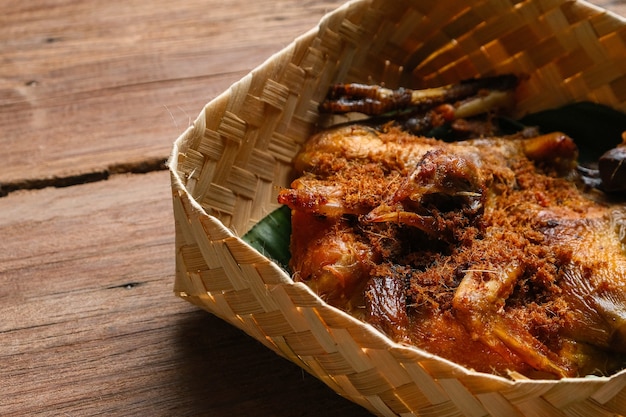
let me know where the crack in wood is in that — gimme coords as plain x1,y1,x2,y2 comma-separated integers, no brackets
107,282,145,290
0,157,168,198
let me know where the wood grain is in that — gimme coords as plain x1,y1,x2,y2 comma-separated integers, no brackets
0,171,371,416
0,0,345,185
2,1,626,416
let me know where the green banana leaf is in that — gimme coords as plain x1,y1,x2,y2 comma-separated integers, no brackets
242,205,292,270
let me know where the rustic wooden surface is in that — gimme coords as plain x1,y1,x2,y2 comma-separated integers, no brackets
1,1,625,416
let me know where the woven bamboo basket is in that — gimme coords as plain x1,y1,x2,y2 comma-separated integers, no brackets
169,0,626,415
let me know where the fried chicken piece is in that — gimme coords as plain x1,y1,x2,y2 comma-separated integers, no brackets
288,210,380,311
278,124,626,378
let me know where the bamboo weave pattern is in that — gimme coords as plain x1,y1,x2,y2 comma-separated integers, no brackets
169,1,626,415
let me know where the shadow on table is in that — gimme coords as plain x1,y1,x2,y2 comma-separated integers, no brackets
173,308,374,417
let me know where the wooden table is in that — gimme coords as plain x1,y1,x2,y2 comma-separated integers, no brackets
2,1,625,415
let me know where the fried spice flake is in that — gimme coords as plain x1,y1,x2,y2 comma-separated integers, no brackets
278,124,626,379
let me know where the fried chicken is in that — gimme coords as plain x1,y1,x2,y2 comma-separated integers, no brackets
278,124,626,379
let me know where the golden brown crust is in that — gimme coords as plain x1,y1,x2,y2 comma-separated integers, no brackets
279,124,626,378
